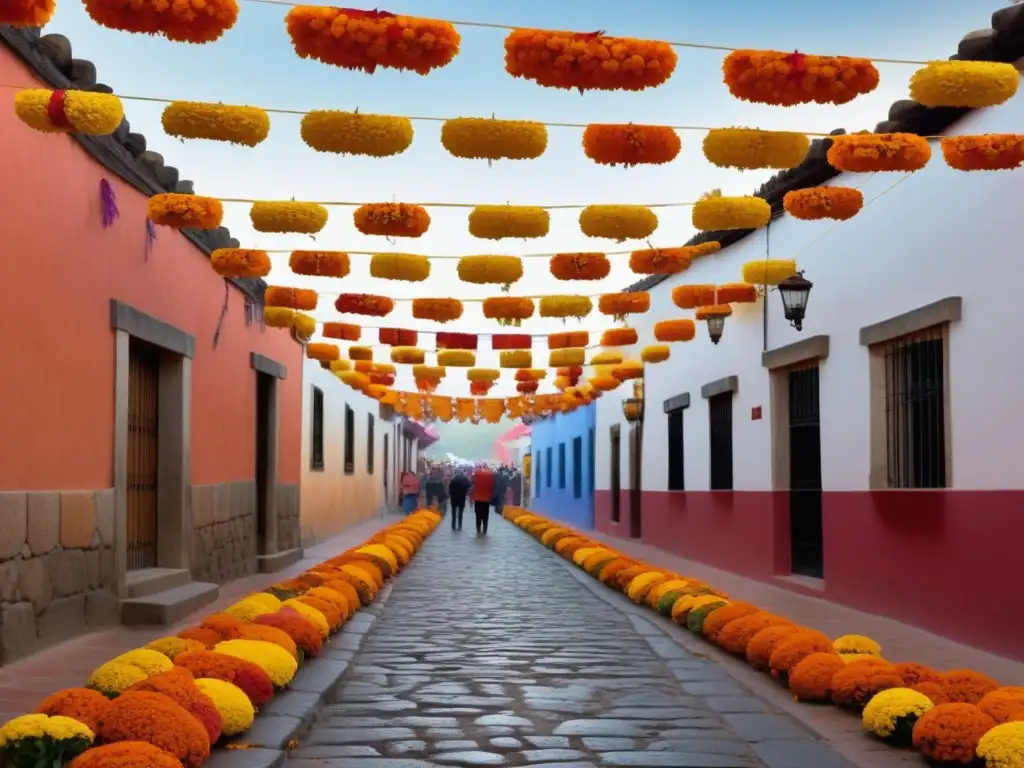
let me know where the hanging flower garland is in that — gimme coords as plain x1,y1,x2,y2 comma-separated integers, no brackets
14,89,123,135
580,205,658,241
436,332,477,350
539,295,593,320
379,328,417,345
82,0,238,42
467,368,500,382
322,322,361,341
349,346,373,361
909,61,1019,108
265,286,318,311
210,249,270,279
469,381,492,396
265,308,315,339
671,284,716,309
940,135,1024,172
557,365,583,377
591,350,623,365
437,349,475,367
613,360,644,381
481,399,506,423
412,298,463,323
783,187,863,220
392,347,425,364
692,192,771,231
696,304,733,322
335,293,395,316
441,118,548,160
328,359,351,373
717,283,758,304
354,359,375,372
483,297,535,326
581,124,681,167
290,250,350,277
516,381,539,395
148,194,223,230
826,133,931,172
549,252,610,281
515,369,547,382
354,203,430,237
491,334,532,350
370,373,394,387
369,253,431,282
339,370,371,390
412,365,445,380
285,7,461,74
548,330,589,349
504,28,677,92
457,255,524,286
250,201,328,234
630,247,689,275
300,111,414,157
598,292,650,319
1,0,54,26
161,102,270,146
467,205,550,240
306,343,340,362
742,259,797,285
599,328,638,346
373,362,396,375
500,350,532,369
703,128,810,170
641,345,670,364
655,318,696,342
550,348,585,367
722,50,879,106
590,375,621,391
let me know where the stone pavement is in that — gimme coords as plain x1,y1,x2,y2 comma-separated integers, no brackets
284,517,862,768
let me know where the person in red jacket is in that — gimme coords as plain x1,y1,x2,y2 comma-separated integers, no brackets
471,464,495,535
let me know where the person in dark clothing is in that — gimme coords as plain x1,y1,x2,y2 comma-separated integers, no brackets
424,467,446,514
472,465,496,535
448,471,471,530
491,469,507,518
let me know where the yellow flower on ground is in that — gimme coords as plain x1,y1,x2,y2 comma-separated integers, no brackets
977,722,1024,768
834,634,883,657
195,678,255,736
109,649,173,676
225,596,277,622
145,636,206,660
283,599,330,638
214,639,298,688
86,661,148,697
246,592,284,612
862,688,933,745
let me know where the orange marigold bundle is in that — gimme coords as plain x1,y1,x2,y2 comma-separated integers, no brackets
598,292,650,317
306,342,340,362
228,623,300,660
582,124,681,166
978,687,1024,723
629,247,693,275
83,0,238,43
1,0,54,26
783,186,863,221
548,331,589,349
285,7,460,74
335,293,394,316
297,595,343,630
147,193,223,230
747,624,805,671
126,667,223,744
35,687,111,732
654,319,696,343
827,133,932,172
265,286,318,311
944,669,1000,704
97,690,211,767
895,662,947,688
412,298,463,323
941,134,1024,171
173,650,274,707
671,284,716,309
600,328,638,346
483,297,535,321
177,627,222,649
768,629,835,684
69,743,183,768
353,203,431,237
550,252,610,280
702,602,760,642
504,29,677,92
379,328,417,346
830,660,905,710
716,283,757,304
254,608,324,658
723,49,879,106
322,322,361,341
210,248,271,279
788,652,847,702
912,703,996,764
290,250,350,277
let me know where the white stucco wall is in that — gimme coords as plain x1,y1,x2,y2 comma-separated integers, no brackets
595,91,1024,494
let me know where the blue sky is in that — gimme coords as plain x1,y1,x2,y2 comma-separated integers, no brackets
42,0,1002,394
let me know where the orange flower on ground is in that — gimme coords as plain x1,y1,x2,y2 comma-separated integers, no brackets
200,613,245,638
353,203,431,238
979,687,1024,723
783,187,863,220
827,133,932,172
35,688,111,732
746,625,810,671
264,286,318,311
769,630,835,682
941,134,1024,171
702,602,760,642
68,742,183,768
830,660,905,710
97,690,210,767
550,252,610,280
173,650,274,708
913,681,952,705
895,662,947,688
126,667,222,744
297,595,343,631
715,613,792,656
944,669,1000,704
912,703,996,764
786,652,846,702
723,50,879,106
600,328,638,347
227,624,300,660
582,124,681,166
177,627,222,649
254,608,324,658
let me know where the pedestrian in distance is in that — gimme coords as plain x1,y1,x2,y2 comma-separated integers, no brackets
400,471,420,516
447,470,470,531
471,463,496,535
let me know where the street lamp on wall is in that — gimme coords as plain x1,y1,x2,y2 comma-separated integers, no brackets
703,309,730,345
778,271,814,331
621,378,645,424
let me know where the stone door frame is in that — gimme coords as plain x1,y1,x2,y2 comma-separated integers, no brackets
251,353,286,559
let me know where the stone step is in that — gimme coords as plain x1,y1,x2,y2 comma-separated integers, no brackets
119,581,219,626
126,567,191,598
256,547,304,574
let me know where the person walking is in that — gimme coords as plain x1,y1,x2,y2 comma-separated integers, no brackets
424,466,445,514
472,463,496,535
492,467,507,518
448,470,470,531
400,471,420,516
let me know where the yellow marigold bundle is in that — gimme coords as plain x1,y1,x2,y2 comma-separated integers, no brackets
300,111,413,157
210,249,271,279
441,118,547,160
655,318,696,342
391,346,425,364
909,61,1019,108
468,206,549,240
0,0,54,26
285,7,461,74
591,350,624,365
550,253,610,281
467,368,500,382
355,203,430,238
549,348,585,367
412,365,445,381
483,297,535,321
504,28,677,92
161,101,270,146
306,343,340,362
589,375,621,391
370,253,430,282
322,322,360,341
580,205,658,241
148,194,223,230
613,360,644,381
290,250,350,277
723,49,879,106
14,89,123,136
437,349,474,367
783,187,863,220
827,133,931,172
250,201,328,234
500,350,532,369
742,259,797,285
941,134,1024,172
703,128,809,170
642,345,670,364
457,255,523,285
412,298,463,323
539,296,592,319
264,286,318,311
692,192,771,231
598,292,650,317
582,124,681,166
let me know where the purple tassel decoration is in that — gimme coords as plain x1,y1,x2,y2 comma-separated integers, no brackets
144,219,156,260
99,178,119,229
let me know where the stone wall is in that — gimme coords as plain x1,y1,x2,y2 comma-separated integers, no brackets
277,484,300,553
189,481,257,585
0,490,118,664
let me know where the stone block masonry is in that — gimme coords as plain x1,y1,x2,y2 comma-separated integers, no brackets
0,490,118,665
277,484,300,553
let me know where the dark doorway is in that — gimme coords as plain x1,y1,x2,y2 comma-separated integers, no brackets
709,393,734,490
255,372,273,555
383,433,390,506
628,425,643,539
127,338,160,570
609,425,621,523
788,366,824,578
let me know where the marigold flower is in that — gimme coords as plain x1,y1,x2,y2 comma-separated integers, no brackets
301,111,414,157
290,250,350,278
391,346,425,365
335,293,394,317
827,133,932,173
784,187,863,220
703,128,809,170
599,328,638,347
491,333,532,350
253,610,323,659
354,203,430,238
742,259,797,286
213,640,297,688
641,345,669,364
717,283,758,304
83,0,238,42
210,248,271,279
746,625,804,671
976,721,1024,768
895,662,946,688
457,255,524,285
702,602,761,642
147,193,223,230
549,349,585,368
14,88,123,135
548,331,589,349
370,253,431,282
979,688,1024,724
0,0,54,27
550,253,610,280
349,346,373,362
912,703,996,764
176,627,222,650
833,634,883,657
941,134,1024,172
282,600,331,637
580,205,658,241
831,660,905,710
862,688,935,746
436,349,475,367
296,595,343,631
34,688,110,733
161,101,270,146
910,61,1019,108
692,193,770,231
264,286,318,311
483,297,535,322
126,667,222,744
788,652,846,702
467,368,501,383
499,350,533,369
194,678,254,736
582,123,681,167
412,298,463,323
612,360,644,381
68,741,182,768
945,670,1000,705
598,292,650,317
227,624,299,661
441,117,547,160
654,319,696,343
468,206,549,240
539,296,593,320
629,246,703,275
672,284,716,310
98,691,210,767
723,49,879,106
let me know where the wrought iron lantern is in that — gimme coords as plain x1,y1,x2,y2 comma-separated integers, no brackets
778,271,813,331
621,378,645,423
703,310,730,345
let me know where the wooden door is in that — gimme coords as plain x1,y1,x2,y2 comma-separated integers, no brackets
127,339,160,570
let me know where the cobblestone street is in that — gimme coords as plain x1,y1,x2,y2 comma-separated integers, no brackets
284,516,857,768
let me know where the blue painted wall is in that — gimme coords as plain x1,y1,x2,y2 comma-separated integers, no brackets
529,403,596,530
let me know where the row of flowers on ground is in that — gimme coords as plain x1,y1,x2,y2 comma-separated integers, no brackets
0,510,441,768
503,507,1024,768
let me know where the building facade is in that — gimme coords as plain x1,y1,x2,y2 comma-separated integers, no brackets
531,405,596,530
593,61,1024,661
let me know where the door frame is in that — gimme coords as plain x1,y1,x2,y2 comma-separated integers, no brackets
252,353,287,558
628,423,642,539
785,364,824,578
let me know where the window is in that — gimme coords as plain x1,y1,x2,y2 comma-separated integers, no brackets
610,425,621,522
667,408,685,491
558,443,566,489
367,413,375,475
535,451,541,498
311,386,324,471
344,404,355,475
883,328,947,488
709,393,733,490
546,447,552,487
572,436,583,499
588,427,595,493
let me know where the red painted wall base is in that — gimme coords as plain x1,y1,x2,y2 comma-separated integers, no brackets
595,489,1024,662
